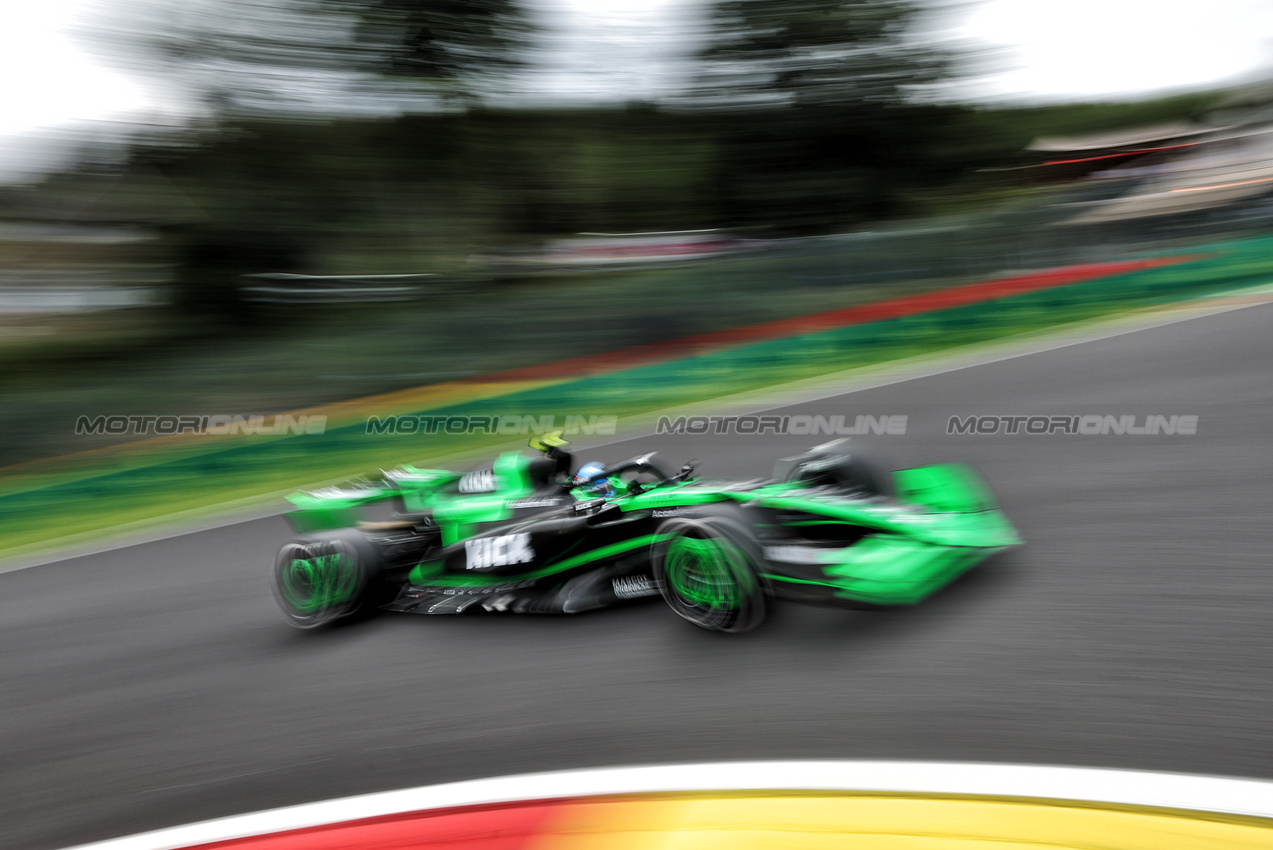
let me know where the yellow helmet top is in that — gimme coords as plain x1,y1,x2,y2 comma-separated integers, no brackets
529,431,569,452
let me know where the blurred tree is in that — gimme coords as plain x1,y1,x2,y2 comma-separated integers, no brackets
694,0,949,107
91,0,539,323
351,0,540,95
95,0,539,115
688,0,967,232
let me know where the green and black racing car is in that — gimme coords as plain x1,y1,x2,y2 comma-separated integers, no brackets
272,434,1021,633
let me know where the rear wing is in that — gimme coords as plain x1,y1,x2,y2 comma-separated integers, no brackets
285,466,460,532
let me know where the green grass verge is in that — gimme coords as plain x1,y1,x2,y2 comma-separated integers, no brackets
3,233,1272,560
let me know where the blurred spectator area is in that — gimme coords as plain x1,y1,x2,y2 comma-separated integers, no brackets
1007,85,1273,224
0,169,199,316
472,229,769,277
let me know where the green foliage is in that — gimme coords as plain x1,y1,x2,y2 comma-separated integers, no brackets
95,0,539,115
115,79,1220,322
696,0,948,106
686,1,974,230
78,0,1232,317
347,0,540,88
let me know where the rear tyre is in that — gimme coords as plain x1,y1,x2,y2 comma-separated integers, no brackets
271,530,382,629
652,518,766,633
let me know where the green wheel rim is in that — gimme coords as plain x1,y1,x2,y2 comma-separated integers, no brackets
664,535,742,610
278,543,359,614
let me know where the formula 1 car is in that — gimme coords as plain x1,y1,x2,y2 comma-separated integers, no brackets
272,435,1021,633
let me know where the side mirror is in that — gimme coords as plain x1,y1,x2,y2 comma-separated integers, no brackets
678,462,697,481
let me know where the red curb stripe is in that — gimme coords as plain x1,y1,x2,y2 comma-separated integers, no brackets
472,255,1205,384
187,800,570,850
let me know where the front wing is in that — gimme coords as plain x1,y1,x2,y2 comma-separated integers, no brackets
762,533,1011,606
758,464,1021,606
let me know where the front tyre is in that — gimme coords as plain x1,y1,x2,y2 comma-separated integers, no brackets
271,530,381,629
652,518,766,633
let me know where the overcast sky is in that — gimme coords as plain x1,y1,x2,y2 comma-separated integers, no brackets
962,0,1273,102
1,0,1272,160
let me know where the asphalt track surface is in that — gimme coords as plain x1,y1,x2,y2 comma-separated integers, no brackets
5,301,1273,849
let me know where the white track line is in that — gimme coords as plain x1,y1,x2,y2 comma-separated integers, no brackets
60,760,1273,850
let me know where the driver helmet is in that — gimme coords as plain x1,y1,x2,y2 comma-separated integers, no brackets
572,461,615,498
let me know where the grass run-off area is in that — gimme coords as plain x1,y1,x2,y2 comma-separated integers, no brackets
3,232,1273,561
